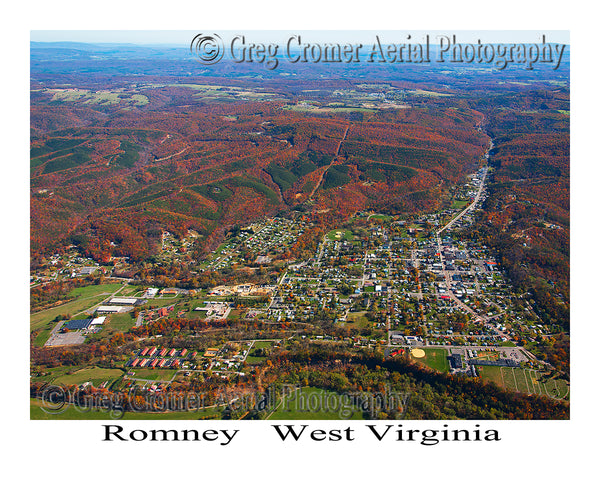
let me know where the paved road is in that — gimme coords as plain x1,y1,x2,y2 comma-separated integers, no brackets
437,166,488,235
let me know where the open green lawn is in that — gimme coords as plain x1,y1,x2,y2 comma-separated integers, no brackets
245,356,266,365
268,387,364,420
451,200,469,209
67,283,122,299
31,283,123,331
478,365,504,384
412,348,450,373
245,341,274,365
144,298,181,308
51,366,125,387
30,398,221,420
107,313,136,332
32,365,78,383
32,325,55,347
369,213,394,221
344,312,370,329
118,285,145,296
326,230,354,241
128,368,177,382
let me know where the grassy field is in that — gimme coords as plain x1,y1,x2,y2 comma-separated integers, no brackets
408,89,452,97
32,326,54,347
343,312,371,330
48,89,148,107
51,366,125,387
31,283,123,331
369,213,394,221
30,398,221,420
478,366,504,385
451,200,469,209
118,285,145,296
478,366,569,400
412,348,450,373
268,387,364,420
107,313,136,332
128,368,177,382
326,229,354,241
144,298,182,308
32,365,79,383
245,341,273,365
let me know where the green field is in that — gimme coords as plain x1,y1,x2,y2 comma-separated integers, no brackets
47,89,149,107
268,387,364,420
128,368,177,382
144,298,181,308
31,283,123,331
369,213,394,221
344,312,370,329
107,313,136,332
32,327,54,347
118,285,145,296
326,230,354,241
412,348,450,373
30,398,221,420
245,341,274,365
479,366,569,400
451,200,469,209
51,366,125,387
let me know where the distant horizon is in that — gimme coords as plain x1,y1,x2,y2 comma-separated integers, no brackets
30,30,570,46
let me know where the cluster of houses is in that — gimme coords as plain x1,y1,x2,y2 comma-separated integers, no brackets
203,216,308,271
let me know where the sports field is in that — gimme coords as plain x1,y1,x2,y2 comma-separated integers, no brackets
478,366,569,400
411,347,450,373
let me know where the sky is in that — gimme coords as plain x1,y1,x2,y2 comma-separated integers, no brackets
30,30,570,46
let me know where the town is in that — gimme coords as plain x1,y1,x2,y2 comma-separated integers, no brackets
30,163,569,404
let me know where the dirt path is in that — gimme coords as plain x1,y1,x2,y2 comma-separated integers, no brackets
307,124,350,200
